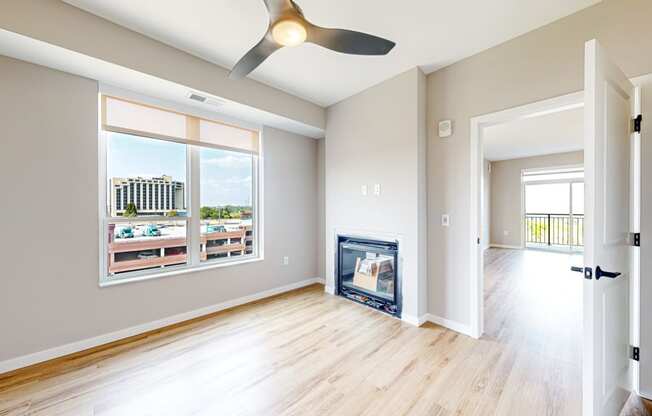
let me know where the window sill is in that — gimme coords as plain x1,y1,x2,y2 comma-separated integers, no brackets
99,256,264,288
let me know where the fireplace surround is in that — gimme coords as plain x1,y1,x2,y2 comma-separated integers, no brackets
336,235,401,317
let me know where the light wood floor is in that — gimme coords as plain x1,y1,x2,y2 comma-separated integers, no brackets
621,394,652,416
0,248,616,415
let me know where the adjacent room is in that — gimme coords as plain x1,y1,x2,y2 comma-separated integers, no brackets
1,1,651,415
481,105,586,414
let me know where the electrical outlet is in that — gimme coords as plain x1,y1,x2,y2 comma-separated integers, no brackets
283,256,289,266
504,230,509,236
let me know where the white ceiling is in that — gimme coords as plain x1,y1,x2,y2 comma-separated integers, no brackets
62,0,600,107
483,107,584,161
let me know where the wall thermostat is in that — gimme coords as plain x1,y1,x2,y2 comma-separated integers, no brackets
438,120,453,138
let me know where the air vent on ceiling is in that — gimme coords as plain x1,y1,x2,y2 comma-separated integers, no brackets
188,92,207,103
187,92,227,108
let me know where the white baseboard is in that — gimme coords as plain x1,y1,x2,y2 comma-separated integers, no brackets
402,313,428,327
424,314,473,337
489,244,522,250
0,277,324,375
324,285,336,295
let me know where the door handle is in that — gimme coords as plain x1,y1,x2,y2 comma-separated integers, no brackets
595,266,621,280
570,266,593,280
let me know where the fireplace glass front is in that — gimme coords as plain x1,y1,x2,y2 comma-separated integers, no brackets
337,237,400,316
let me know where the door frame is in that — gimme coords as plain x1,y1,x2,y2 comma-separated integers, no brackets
468,91,584,339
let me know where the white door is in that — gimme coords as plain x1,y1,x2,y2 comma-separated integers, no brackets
583,39,639,416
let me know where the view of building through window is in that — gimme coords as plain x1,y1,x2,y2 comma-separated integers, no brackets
104,131,256,278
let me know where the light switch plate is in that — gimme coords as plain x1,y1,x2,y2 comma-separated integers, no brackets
361,185,368,196
374,184,381,196
441,214,450,227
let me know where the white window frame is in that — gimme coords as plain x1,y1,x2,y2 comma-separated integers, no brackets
520,164,584,251
97,87,264,287
521,164,585,183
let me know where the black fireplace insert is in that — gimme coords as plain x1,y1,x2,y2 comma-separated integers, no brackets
337,236,400,317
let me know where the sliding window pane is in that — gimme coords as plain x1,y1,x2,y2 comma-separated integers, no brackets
199,147,254,262
571,182,585,247
106,132,187,218
106,219,188,277
525,183,570,214
572,182,584,215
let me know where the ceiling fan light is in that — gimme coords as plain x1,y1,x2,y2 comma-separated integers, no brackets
272,20,307,47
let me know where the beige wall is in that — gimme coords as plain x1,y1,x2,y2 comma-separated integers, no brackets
325,68,428,319
0,56,319,363
3,0,652,372
427,0,652,326
489,151,584,247
0,0,325,131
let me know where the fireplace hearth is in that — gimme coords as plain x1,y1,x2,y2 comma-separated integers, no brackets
336,236,401,317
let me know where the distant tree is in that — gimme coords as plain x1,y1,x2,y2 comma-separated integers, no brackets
167,210,178,217
197,205,254,221
124,203,138,218
201,206,222,220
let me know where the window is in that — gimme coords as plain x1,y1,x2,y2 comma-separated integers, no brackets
523,166,584,250
199,147,255,262
100,95,260,284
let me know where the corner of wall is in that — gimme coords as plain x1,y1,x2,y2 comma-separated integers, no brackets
417,67,429,317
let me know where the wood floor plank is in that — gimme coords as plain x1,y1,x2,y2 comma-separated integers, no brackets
0,249,599,415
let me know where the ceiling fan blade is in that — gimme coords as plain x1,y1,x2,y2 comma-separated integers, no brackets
306,25,396,56
263,0,296,18
229,35,282,79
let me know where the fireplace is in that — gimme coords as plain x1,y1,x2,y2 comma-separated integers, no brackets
336,235,401,317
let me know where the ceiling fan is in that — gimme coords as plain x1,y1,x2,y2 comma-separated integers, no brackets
229,0,396,79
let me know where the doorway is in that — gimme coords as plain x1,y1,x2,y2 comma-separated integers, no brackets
469,91,584,339
470,40,641,416
473,93,586,414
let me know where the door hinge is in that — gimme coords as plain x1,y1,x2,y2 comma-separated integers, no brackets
632,346,640,362
633,115,642,134
631,232,641,247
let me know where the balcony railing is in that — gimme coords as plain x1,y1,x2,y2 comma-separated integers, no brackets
525,213,584,248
